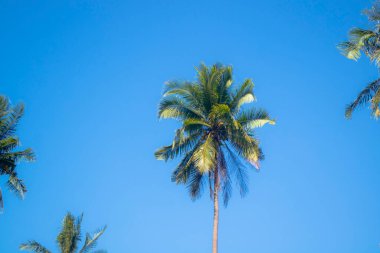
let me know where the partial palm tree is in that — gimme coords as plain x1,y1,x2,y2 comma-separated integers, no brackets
155,63,275,253
20,212,107,253
338,1,380,118
0,95,34,211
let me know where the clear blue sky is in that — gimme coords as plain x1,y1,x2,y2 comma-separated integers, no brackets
0,0,379,252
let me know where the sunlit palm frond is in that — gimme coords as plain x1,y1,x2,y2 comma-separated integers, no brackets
338,28,377,60
79,226,107,253
193,134,217,173
237,108,275,130
158,96,204,120
0,102,25,138
230,79,255,112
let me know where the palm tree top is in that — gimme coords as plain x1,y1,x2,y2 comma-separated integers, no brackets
155,63,275,205
20,212,107,253
338,1,380,119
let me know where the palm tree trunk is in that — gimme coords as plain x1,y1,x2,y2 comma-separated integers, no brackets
212,170,219,253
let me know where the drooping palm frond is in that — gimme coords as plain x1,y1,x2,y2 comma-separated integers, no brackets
345,78,380,118
19,241,51,253
21,213,106,253
7,173,27,199
156,63,274,205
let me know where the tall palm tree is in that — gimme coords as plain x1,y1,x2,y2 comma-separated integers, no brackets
155,63,275,253
339,1,380,118
0,95,34,211
20,212,107,253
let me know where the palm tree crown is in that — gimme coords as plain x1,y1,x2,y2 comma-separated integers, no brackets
338,1,380,118
155,63,274,204
0,95,34,211
155,63,274,253
20,212,107,253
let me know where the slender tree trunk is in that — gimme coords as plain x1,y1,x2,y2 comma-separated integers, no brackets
212,170,219,253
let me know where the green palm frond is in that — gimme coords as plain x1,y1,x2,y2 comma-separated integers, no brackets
345,78,380,118
187,166,205,200
158,96,204,120
154,131,201,161
224,144,249,197
230,79,255,112
218,150,232,206
7,174,27,199
171,141,203,184
20,241,51,253
193,134,217,173
237,108,275,130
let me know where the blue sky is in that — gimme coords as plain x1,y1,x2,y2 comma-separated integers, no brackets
0,0,379,252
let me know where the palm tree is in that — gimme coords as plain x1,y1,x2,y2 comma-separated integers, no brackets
338,1,380,118
0,95,34,211
20,212,107,253
155,63,275,253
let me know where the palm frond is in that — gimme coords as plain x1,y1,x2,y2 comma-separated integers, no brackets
345,78,380,118
187,167,205,200
218,150,232,206
224,144,249,197
7,174,26,199
230,79,255,112
193,134,217,173
19,241,51,253
79,226,107,253
154,131,201,161
0,102,25,138
237,108,275,130
158,96,204,120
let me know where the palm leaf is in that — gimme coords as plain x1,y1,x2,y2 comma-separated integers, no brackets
19,241,51,253
79,226,107,253
345,78,380,118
